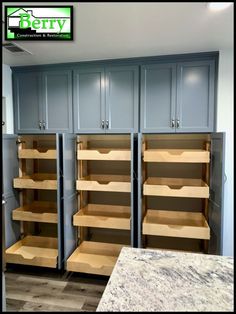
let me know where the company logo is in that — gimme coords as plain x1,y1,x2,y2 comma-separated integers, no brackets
5,6,73,40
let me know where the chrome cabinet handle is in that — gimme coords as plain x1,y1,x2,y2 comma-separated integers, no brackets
39,120,42,129
42,121,46,130
106,120,109,129
101,120,105,129
176,119,180,128
171,119,175,128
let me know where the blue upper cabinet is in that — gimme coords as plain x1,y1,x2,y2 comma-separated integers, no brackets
14,72,42,133
141,59,215,133
105,66,139,133
73,67,106,133
73,65,139,134
176,60,215,133
42,70,73,133
141,63,176,133
13,70,73,134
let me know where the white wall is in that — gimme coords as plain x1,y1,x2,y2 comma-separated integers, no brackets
2,64,14,134
217,48,234,257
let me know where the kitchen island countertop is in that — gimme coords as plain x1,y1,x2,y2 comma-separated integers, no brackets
96,247,233,312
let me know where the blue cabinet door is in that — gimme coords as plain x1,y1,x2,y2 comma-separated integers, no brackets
73,68,106,133
105,66,139,133
42,70,73,133
141,63,176,133
176,60,215,133
14,72,42,133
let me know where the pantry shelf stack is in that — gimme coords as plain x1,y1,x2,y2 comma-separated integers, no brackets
67,135,132,275
140,135,211,252
5,135,59,268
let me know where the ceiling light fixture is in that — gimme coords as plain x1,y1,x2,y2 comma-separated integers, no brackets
207,2,233,11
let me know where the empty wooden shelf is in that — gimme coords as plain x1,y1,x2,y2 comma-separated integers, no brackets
67,241,123,276
144,149,210,163
77,148,131,161
77,174,131,192
143,210,210,239
18,148,57,159
13,173,57,190
5,236,58,268
73,204,130,230
12,201,57,223
143,177,209,198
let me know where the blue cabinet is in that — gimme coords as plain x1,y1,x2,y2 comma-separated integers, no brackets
73,65,139,133
141,63,176,133
73,68,105,133
176,60,215,132
14,70,73,134
14,72,42,133
141,60,215,133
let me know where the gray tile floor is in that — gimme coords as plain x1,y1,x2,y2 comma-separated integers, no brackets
5,266,109,312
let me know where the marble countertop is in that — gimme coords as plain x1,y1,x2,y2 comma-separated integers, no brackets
96,247,234,312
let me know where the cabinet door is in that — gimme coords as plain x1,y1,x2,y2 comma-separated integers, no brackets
14,72,42,133
73,68,105,133
176,60,215,132
208,133,225,255
105,66,139,133
140,63,176,133
42,70,72,133
62,134,77,263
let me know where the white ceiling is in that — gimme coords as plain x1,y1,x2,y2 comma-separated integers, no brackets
2,2,234,66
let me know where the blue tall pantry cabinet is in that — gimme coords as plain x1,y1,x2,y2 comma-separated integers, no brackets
3,51,224,275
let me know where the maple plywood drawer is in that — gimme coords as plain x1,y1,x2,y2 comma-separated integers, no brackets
67,241,124,276
5,236,58,268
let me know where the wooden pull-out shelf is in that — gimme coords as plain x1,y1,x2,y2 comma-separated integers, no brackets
13,173,57,190
143,177,209,198
77,175,131,193
12,201,57,223
18,149,57,159
143,210,210,240
5,236,58,268
77,149,131,161
144,149,210,163
67,241,123,276
73,204,130,230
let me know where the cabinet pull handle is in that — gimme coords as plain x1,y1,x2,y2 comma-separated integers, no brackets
39,121,42,129
106,120,109,129
42,121,46,130
171,119,175,128
176,119,180,128
101,120,105,129
2,121,5,126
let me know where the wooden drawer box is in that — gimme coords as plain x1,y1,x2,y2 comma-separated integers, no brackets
5,236,58,268
13,173,57,190
73,204,130,230
18,149,57,159
144,149,210,163
77,175,131,193
143,210,210,240
77,149,131,161
67,241,123,276
143,177,209,198
12,201,57,223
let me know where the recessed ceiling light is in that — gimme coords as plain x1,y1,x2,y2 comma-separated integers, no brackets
207,2,233,11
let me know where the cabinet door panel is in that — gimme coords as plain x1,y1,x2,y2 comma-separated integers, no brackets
141,64,176,133
43,70,72,133
105,66,138,133
176,60,215,132
74,68,105,133
208,132,225,255
14,72,42,133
